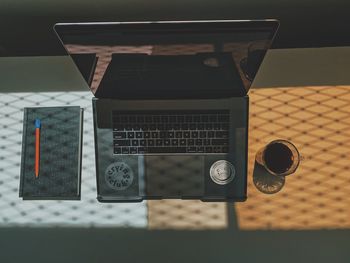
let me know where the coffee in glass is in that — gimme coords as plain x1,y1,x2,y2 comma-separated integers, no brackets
256,140,300,176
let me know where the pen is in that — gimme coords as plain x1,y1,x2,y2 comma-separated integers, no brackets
35,119,41,178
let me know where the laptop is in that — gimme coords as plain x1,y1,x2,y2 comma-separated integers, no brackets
54,20,279,202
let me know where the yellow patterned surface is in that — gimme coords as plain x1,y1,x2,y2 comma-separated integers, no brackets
236,86,350,230
147,200,227,230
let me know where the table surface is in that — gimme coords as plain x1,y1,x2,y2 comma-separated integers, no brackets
0,55,350,263
0,56,350,262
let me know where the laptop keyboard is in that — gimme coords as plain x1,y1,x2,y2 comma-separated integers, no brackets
112,110,230,154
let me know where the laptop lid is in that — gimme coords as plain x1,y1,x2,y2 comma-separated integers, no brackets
54,20,279,99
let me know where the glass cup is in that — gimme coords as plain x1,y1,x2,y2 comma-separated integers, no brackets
255,140,300,176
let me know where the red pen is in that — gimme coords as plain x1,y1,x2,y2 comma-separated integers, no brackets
35,119,41,178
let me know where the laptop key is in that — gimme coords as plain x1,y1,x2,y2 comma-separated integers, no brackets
114,132,126,139
156,139,163,146
113,116,121,123
114,140,130,146
167,132,174,138
205,147,213,153
148,140,155,146
184,131,190,138
129,116,136,122
180,139,186,146
208,131,215,138
160,131,166,138
147,147,186,153
216,131,229,138
185,116,192,122
213,124,221,130
195,139,202,145
187,147,197,153
206,124,213,130
201,115,209,122
153,116,160,122
188,139,194,146
163,124,169,130
114,147,122,154
209,115,217,122
181,123,189,130
203,139,211,145
137,116,144,122
130,147,138,154
193,115,201,122
138,147,146,154
213,147,221,153
218,115,230,122
136,132,143,138
161,116,168,122
177,116,185,123
164,139,171,146
175,131,182,138
212,139,229,146
197,147,204,153
127,132,135,139
140,140,146,146
132,140,139,146
199,131,206,138
144,132,150,138
151,132,158,138
171,139,178,146
122,147,129,154
221,123,229,130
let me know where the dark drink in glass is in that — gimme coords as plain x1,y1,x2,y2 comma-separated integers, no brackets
256,140,300,176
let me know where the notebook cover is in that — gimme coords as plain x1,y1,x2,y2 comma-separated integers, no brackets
19,106,83,200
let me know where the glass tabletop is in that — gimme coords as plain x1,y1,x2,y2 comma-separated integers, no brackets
1,84,349,230
1,52,350,261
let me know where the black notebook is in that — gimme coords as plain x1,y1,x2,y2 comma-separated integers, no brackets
19,106,83,200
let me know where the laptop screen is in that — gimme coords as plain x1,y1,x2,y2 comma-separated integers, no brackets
54,20,279,98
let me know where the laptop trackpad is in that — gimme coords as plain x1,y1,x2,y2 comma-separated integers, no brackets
144,155,205,198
